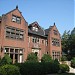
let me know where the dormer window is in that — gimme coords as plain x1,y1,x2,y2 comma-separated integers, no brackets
12,15,21,24
32,26,38,31
35,28,38,31
32,27,36,31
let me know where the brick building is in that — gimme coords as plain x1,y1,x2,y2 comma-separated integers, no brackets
0,6,61,63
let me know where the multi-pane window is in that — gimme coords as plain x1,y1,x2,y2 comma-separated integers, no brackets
32,37,39,43
12,15,21,24
4,47,23,63
53,30,58,35
32,27,38,31
52,51,60,60
52,38,60,46
6,26,24,40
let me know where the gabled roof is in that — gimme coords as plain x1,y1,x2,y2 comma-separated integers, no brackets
4,6,21,15
3,6,27,22
28,21,46,38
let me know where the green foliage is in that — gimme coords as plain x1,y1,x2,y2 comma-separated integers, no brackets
61,30,70,54
61,56,67,61
26,53,38,62
0,64,21,75
54,59,60,64
62,28,75,60
59,64,69,73
41,54,52,62
16,62,60,75
71,57,75,68
0,54,12,65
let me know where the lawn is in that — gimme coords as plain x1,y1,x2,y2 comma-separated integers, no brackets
58,73,75,75
48,73,75,75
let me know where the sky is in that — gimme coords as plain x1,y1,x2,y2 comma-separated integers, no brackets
0,0,74,35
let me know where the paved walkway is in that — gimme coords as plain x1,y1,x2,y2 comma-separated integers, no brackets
69,66,75,74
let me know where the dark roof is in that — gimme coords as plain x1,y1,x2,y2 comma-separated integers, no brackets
0,16,2,21
28,22,46,38
45,26,53,36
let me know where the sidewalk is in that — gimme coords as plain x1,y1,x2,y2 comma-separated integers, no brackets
69,66,75,74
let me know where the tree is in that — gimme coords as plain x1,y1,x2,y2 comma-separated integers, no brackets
71,57,75,68
61,56,67,61
68,28,75,59
62,28,75,60
0,54,12,65
0,64,21,75
61,30,70,54
41,54,52,62
26,53,38,62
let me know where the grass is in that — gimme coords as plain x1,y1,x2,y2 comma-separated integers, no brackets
58,73,75,75
48,73,75,75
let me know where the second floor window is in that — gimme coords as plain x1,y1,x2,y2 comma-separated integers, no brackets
32,37,39,43
12,15,21,24
52,38,60,46
6,26,24,40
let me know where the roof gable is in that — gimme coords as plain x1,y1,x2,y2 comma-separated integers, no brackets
4,6,26,22
28,21,45,37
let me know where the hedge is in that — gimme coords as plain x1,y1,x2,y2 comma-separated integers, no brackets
15,61,60,75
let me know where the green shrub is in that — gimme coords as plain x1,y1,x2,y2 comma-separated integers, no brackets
53,59,60,72
61,56,67,61
0,54,12,66
0,64,21,75
41,54,52,62
59,64,69,73
71,57,75,68
16,62,60,75
26,53,38,62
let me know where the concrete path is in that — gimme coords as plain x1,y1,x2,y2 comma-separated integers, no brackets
69,66,75,74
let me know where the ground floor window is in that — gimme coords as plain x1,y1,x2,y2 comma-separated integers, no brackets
52,51,60,60
4,47,24,63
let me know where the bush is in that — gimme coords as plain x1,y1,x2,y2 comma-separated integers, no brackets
15,62,60,75
0,54,12,66
41,54,52,62
26,53,38,62
0,64,21,75
71,57,75,68
59,64,69,73
61,56,67,61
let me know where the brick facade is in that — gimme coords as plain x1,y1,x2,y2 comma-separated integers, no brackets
0,7,61,63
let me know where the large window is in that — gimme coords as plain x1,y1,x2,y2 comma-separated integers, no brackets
52,51,60,60
6,26,24,40
4,47,23,63
12,15,21,24
52,38,60,46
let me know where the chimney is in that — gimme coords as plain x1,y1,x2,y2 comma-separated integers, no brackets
16,5,18,9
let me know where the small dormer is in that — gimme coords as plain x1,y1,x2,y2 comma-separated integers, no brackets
29,21,40,32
